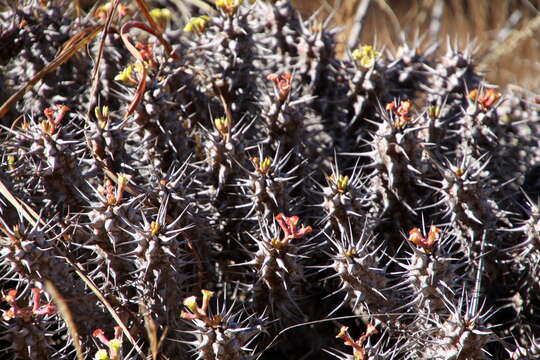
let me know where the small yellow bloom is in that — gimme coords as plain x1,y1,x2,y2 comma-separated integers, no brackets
7,155,16,170
343,248,357,258
114,65,137,85
216,0,243,16
150,8,172,31
337,175,349,193
184,16,210,34
214,116,230,137
352,45,380,68
336,325,349,339
150,221,161,236
428,105,441,119
39,120,54,135
183,296,198,312
94,349,109,360
150,8,172,21
454,168,465,177
260,157,272,174
95,105,110,128
117,173,130,185
108,338,122,351
201,289,214,311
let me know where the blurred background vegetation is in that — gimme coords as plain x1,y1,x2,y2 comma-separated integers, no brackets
293,0,540,92
5,0,540,91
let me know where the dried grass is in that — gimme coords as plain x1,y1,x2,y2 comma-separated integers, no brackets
293,0,540,91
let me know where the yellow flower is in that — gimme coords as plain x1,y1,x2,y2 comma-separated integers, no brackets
216,0,243,15
201,289,214,304
108,338,122,351
352,45,380,68
95,105,110,128
117,173,130,185
94,349,109,360
150,221,161,236
114,65,137,85
7,155,16,170
260,157,272,174
183,295,198,312
214,116,230,137
184,16,210,34
150,8,172,21
337,175,349,193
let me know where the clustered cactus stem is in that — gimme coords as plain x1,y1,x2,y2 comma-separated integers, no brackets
0,0,539,359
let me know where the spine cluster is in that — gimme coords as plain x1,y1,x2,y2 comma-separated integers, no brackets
0,1,539,359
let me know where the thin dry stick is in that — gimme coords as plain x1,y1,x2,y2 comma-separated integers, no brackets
254,312,412,360
170,0,216,21
0,24,103,118
73,0,81,18
134,0,176,58
45,281,84,360
493,9,522,43
0,179,140,355
374,0,401,34
86,0,120,120
141,302,168,360
0,180,42,226
62,256,146,358
429,0,445,40
478,12,540,72
470,0,488,36
347,0,372,50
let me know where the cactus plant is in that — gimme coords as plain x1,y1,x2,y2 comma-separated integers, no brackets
1,0,539,359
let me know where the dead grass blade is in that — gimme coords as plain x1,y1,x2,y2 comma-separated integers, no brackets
134,0,176,58
479,12,540,72
0,179,42,226
62,255,146,358
119,19,178,119
45,281,84,360
87,0,120,120
74,0,81,18
347,0,372,49
374,0,401,34
0,24,103,118
0,183,142,357
119,21,150,119
141,302,168,360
